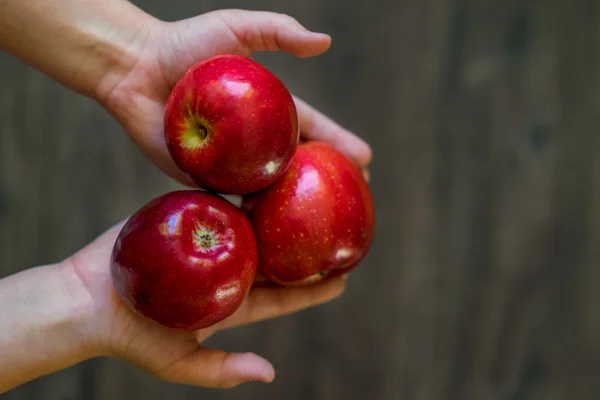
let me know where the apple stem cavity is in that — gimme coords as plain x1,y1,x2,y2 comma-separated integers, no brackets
181,117,211,150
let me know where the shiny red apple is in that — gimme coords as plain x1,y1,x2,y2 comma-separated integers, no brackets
110,190,258,330
242,141,375,286
164,54,299,195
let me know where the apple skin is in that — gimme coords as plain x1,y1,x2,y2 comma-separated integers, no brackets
242,141,375,286
110,190,258,330
164,54,299,195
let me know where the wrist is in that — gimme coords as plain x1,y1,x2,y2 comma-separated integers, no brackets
0,0,160,100
0,263,99,392
87,6,163,105
56,261,107,358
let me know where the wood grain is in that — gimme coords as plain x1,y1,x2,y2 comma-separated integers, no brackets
2,0,600,398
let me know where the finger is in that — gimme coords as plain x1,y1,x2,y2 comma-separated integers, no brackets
294,96,373,167
216,10,332,58
218,276,346,330
161,348,274,388
363,168,370,182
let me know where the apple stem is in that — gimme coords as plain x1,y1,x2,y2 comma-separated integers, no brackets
195,122,208,140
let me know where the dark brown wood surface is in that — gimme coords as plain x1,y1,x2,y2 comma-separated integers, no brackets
2,0,600,399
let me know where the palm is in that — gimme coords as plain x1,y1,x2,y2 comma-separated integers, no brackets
104,10,371,185
103,15,233,184
69,221,345,387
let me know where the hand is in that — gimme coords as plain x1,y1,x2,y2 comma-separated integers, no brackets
99,9,373,185
0,5,359,392
82,11,361,387
66,221,346,388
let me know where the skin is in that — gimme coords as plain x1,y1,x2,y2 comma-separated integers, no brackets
244,142,375,286
0,0,372,393
165,54,299,194
111,190,259,330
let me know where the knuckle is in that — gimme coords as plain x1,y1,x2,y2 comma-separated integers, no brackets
280,13,298,24
262,11,298,26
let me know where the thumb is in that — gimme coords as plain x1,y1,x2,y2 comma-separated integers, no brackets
161,9,331,97
214,9,332,58
158,347,275,388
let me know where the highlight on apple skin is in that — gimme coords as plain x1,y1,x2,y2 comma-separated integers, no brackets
110,190,258,331
242,141,376,287
164,54,299,195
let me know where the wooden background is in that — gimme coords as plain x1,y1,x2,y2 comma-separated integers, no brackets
2,0,600,398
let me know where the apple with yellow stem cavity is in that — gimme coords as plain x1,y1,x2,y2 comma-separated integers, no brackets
164,54,299,195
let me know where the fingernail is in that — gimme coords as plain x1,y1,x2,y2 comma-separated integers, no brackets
341,273,350,281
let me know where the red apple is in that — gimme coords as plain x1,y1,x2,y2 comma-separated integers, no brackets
110,190,258,330
242,141,375,286
164,54,299,195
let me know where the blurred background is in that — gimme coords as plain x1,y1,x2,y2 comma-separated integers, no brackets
2,0,599,399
